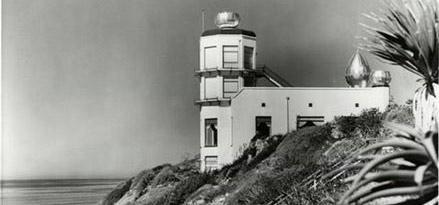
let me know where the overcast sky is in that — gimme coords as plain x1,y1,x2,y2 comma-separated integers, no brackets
2,0,418,180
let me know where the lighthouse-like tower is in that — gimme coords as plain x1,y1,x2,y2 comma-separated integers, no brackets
195,12,257,171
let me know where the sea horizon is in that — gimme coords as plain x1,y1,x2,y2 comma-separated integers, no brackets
1,178,124,205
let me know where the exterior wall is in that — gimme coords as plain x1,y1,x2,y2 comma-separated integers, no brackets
201,76,222,99
200,35,256,70
230,86,389,161
198,34,257,171
200,75,247,100
199,105,233,172
198,35,257,100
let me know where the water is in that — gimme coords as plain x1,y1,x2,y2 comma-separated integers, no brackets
0,179,123,205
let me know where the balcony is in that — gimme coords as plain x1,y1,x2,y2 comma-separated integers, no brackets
194,67,253,78
195,66,293,87
194,97,231,106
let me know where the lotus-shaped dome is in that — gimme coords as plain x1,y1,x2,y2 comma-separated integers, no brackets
215,11,240,29
345,51,371,87
370,70,391,87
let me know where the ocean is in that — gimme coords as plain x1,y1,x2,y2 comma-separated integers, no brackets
0,179,123,205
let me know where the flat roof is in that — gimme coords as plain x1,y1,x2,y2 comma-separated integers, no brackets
201,28,256,37
233,86,385,98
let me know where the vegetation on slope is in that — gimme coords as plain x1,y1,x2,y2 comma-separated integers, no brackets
99,103,414,205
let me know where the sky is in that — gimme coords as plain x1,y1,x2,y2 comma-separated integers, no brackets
2,0,419,180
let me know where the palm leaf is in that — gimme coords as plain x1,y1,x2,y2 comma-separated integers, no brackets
329,124,438,205
360,0,439,93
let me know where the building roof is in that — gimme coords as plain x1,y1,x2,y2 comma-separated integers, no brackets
201,28,256,37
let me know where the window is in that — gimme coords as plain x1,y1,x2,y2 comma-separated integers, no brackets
204,46,218,69
244,46,254,69
205,119,218,147
223,77,239,98
223,46,239,69
355,103,359,108
297,116,324,129
256,116,271,137
308,103,313,107
261,103,266,107
205,156,218,170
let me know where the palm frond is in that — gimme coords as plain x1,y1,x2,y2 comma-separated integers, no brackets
323,124,438,205
361,0,439,94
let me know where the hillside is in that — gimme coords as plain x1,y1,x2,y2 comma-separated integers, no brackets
98,103,414,205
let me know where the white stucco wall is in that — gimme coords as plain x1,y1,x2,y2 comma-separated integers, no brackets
229,86,390,161
199,35,256,70
199,106,233,171
198,34,258,171
198,35,257,100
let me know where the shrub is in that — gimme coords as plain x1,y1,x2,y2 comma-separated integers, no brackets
218,134,285,180
129,170,157,200
99,178,133,205
151,163,172,173
275,124,333,170
135,185,175,205
281,179,345,205
218,147,253,179
384,101,415,127
228,166,341,205
247,135,284,168
225,125,336,204
333,108,384,139
149,167,180,187
234,173,288,204
166,172,215,205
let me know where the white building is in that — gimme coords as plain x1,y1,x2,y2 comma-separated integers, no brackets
195,12,391,171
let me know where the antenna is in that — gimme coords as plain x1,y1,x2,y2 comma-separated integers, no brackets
201,9,205,32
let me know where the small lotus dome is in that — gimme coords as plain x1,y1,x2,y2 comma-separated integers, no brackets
371,70,391,87
345,51,371,87
215,11,240,29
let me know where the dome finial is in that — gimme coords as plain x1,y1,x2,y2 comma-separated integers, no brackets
371,70,391,87
345,50,371,87
215,11,240,29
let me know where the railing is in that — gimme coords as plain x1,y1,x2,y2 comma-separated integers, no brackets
256,66,293,87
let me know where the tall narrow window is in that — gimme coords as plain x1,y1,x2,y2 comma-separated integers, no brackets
244,46,254,69
223,46,239,69
223,77,239,98
255,116,271,137
205,119,218,147
204,46,218,69
205,156,218,170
